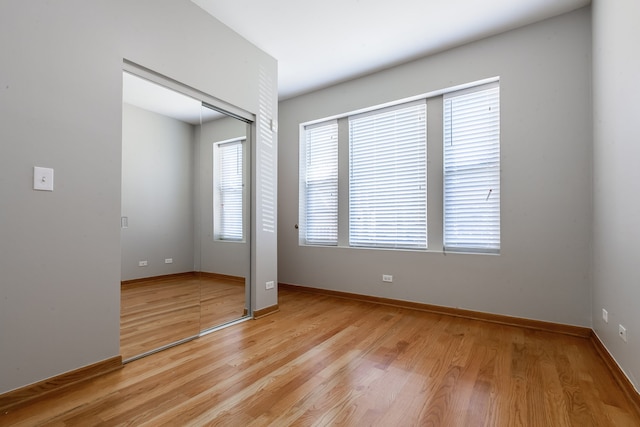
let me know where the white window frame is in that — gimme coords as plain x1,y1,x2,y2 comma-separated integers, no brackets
443,82,500,253
298,78,500,255
214,138,245,242
348,100,427,250
299,120,339,246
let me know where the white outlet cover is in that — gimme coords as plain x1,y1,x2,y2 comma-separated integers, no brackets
619,324,627,342
34,166,54,191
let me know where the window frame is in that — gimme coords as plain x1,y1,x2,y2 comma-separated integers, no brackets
443,82,501,254
214,137,245,242
348,100,428,250
299,120,339,246
298,78,500,255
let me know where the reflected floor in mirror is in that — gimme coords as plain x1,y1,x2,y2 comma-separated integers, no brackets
199,273,247,331
120,273,246,361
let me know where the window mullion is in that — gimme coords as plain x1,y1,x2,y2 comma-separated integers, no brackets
337,117,350,247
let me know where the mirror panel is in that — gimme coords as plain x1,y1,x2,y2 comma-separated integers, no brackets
120,71,251,361
197,105,251,331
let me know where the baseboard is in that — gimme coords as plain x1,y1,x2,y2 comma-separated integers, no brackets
198,271,245,284
0,356,122,414
253,304,279,319
278,282,591,338
121,271,197,286
121,271,245,287
590,332,640,417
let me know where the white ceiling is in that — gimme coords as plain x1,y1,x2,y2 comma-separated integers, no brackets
192,0,590,100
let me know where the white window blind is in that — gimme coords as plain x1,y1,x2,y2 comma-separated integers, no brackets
443,83,500,253
349,101,427,249
302,120,339,245
217,140,244,241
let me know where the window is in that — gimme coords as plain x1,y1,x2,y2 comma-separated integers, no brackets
299,79,500,254
443,83,500,253
215,139,244,241
300,120,339,245
349,101,427,249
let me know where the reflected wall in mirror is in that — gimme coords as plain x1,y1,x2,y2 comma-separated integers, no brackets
120,70,251,361
197,106,251,331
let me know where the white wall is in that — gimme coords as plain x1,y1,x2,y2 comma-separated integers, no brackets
121,103,195,281
592,0,640,390
278,8,592,326
0,0,276,394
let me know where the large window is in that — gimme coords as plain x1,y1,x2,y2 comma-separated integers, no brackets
215,139,244,241
443,83,500,253
349,102,427,249
300,80,500,254
300,120,339,245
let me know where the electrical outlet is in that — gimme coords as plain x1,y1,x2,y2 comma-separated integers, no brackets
33,166,54,191
266,281,275,290
382,275,393,283
619,324,627,343
602,308,608,323
138,260,148,267
164,258,173,264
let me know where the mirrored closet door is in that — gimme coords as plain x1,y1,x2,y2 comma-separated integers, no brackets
120,70,252,362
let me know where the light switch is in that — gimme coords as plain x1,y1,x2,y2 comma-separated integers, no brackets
33,166,54,191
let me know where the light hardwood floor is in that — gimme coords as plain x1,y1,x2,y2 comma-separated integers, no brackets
199,275,247,331
120,275,200,360
120,274,246,360
3,288,639,426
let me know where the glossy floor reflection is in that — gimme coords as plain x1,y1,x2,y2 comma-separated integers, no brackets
120,273,246,360
6,288,639,426
199,273,246,331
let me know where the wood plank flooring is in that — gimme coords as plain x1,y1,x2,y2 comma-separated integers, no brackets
120,275,200,360
4,288,639,426
199,276,247,331
120,274,246,360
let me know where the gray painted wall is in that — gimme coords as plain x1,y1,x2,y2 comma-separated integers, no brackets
197,116,250,278
121,103,195,281
592,0,640,390
0,0,276,394
278,9,592,326
122,106,251,282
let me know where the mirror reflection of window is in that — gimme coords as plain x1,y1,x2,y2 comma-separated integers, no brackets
215,139,245,241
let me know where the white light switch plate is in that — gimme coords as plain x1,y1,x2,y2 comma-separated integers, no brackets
34,166,54,191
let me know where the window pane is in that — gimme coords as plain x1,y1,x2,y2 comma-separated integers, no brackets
217,141,243,241
443,84,500,253
349,101,427,249
302,120,338,245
